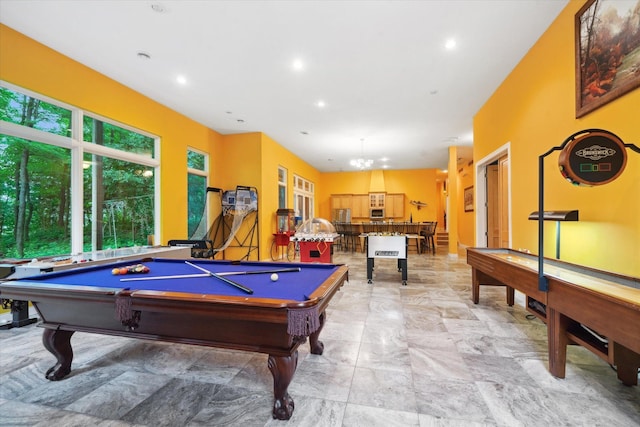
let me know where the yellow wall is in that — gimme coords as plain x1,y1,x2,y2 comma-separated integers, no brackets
207,132,261,260
6,4,636,274
386,169,440,223
260,133,320,255
317,169,441,224
456,160,475,249
0,24,321,261
0,24,224,247
474,2,640,276
0,23,462,260
446,147,461,254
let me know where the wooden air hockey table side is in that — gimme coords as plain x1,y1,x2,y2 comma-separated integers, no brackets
467,247,640,386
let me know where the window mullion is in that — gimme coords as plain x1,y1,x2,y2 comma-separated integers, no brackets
187,167,207,177
0,121,73,149
82,141,159,168
70,110,84,254
1,82,160,258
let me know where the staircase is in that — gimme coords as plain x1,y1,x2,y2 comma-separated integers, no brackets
435,230,449,250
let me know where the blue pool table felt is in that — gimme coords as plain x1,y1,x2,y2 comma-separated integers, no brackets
22,258,341,301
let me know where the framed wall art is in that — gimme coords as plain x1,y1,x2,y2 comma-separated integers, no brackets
575,0,640,117
464,186,474,212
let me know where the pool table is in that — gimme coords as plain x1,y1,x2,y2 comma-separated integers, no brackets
0,258,349,420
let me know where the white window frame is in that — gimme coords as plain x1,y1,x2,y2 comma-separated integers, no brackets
278,166,287,209
0,80,161,255
187,147,210,239
293,175,314,221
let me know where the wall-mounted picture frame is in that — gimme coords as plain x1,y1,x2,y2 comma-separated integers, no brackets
575,0,640,118
464,186,474,212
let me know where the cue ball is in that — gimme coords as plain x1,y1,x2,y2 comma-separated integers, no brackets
270,273,279,282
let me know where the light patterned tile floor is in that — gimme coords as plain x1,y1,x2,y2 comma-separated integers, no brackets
1,250,639,426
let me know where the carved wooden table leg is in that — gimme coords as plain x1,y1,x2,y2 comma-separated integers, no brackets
308,311,325,355
42,328,75,381
267,351,298,420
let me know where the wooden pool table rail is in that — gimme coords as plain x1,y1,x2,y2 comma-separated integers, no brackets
0,262,349,420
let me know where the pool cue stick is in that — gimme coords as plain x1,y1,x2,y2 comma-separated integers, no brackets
118,266,298,283
120,273,209,282
185,261,254,294
216,267,301,277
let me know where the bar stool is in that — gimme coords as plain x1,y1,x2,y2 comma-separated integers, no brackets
420,221,437,254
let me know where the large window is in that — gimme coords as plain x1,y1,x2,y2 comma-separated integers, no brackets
0,83,159,259
278,166,287,209
84,116,155,158
293,175,314,222
0,88,71,137
0,136,72,258
83,152,155,251
187,149,208,239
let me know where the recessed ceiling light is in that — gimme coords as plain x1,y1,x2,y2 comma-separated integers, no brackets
292,59,304,71
300,131,309,135
445,38,457,50
176,75,187,85
316,100,326,108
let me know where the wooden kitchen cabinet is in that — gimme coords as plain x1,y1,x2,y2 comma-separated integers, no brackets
386,193,405,218
331,194,353,211
332,192,404,219
369,193,385,208
352,194,370,218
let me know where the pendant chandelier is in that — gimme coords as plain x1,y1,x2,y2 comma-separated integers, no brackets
350,139,373,169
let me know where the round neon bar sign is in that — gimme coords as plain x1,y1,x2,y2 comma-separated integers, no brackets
558,129,627,186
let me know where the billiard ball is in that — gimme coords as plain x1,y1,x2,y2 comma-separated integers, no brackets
270,273,279,282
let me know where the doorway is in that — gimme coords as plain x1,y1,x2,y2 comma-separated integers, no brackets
475,143,511,248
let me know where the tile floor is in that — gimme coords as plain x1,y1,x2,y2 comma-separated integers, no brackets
1,250,638,426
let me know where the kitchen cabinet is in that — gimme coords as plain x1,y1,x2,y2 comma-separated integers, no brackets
369,193,385,208
386,193,405,218
352,194,369,218
331,194,352,211
331,193,404,219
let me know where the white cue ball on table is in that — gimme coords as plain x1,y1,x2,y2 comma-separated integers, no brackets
270,273,279,282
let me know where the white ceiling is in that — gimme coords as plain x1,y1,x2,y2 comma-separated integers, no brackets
0,0,568,172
